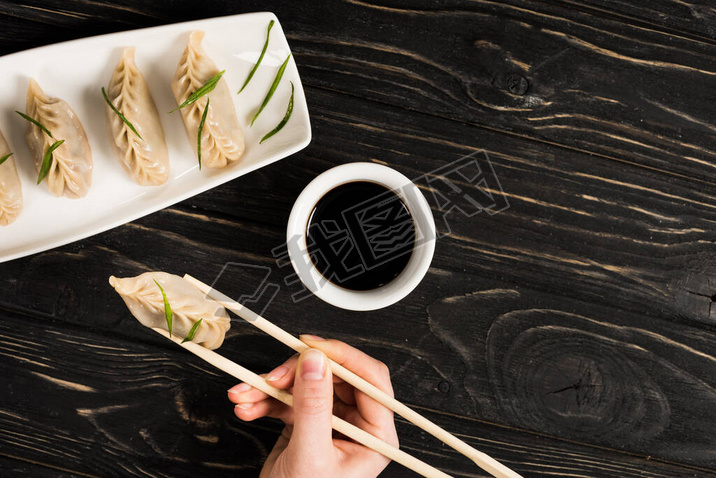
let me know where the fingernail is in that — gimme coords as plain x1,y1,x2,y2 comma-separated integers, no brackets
236,402,254,410
228,383,252,395
267,365,289,382
300,349,326,381
301,334,325,341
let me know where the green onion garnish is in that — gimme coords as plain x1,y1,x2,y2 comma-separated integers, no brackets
169,70,225,113
250,54,291,127
37,140,64,185
238,20,274,94
260,82,294,144
181,318,203,344
16,112,64,184
197,97,210,170
0,152,12,167
154,279,173,338
102,87,143,141
16,111,53,138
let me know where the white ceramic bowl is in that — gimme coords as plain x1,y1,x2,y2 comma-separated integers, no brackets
287,162,436,311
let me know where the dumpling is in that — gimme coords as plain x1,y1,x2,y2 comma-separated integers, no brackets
105,47,170,186
109,272,231,350
171,31,245,168
0,129,22,226
24,78,92,198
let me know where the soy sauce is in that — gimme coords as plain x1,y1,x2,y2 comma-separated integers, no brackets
307,181,415,291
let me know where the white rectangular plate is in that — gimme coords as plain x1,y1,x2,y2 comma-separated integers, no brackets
0,12,310,263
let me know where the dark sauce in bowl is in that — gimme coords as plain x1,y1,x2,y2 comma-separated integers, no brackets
306,181,416,291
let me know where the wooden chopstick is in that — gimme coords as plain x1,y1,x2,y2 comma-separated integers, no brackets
183,274,522,478
151,327,452,478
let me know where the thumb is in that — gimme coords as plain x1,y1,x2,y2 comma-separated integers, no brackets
286,348,334,461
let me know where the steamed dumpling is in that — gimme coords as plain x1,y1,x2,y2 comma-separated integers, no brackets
105,47,170,186
171,31,245,168
0,129,22,226
25,78,92,198
109,272,230,350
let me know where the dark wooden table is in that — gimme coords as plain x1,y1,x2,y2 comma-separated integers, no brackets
2,1,716,476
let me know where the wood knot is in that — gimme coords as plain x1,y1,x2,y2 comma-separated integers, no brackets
54,284,76,317
174,380,223,435
487,310,669,444
429,289,716,461
670,255,716,326
505,74,529,95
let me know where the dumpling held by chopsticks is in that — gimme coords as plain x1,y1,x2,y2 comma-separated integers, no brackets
109,271,230,349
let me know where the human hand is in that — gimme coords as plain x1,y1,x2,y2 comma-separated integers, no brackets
228,335,399,478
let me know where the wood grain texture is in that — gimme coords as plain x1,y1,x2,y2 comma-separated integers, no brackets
280,0,716,182
1,1,716,476
0,455,84,477
559,0,716,42
0,307,712,478
0,0,714,184
3,85,716,476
